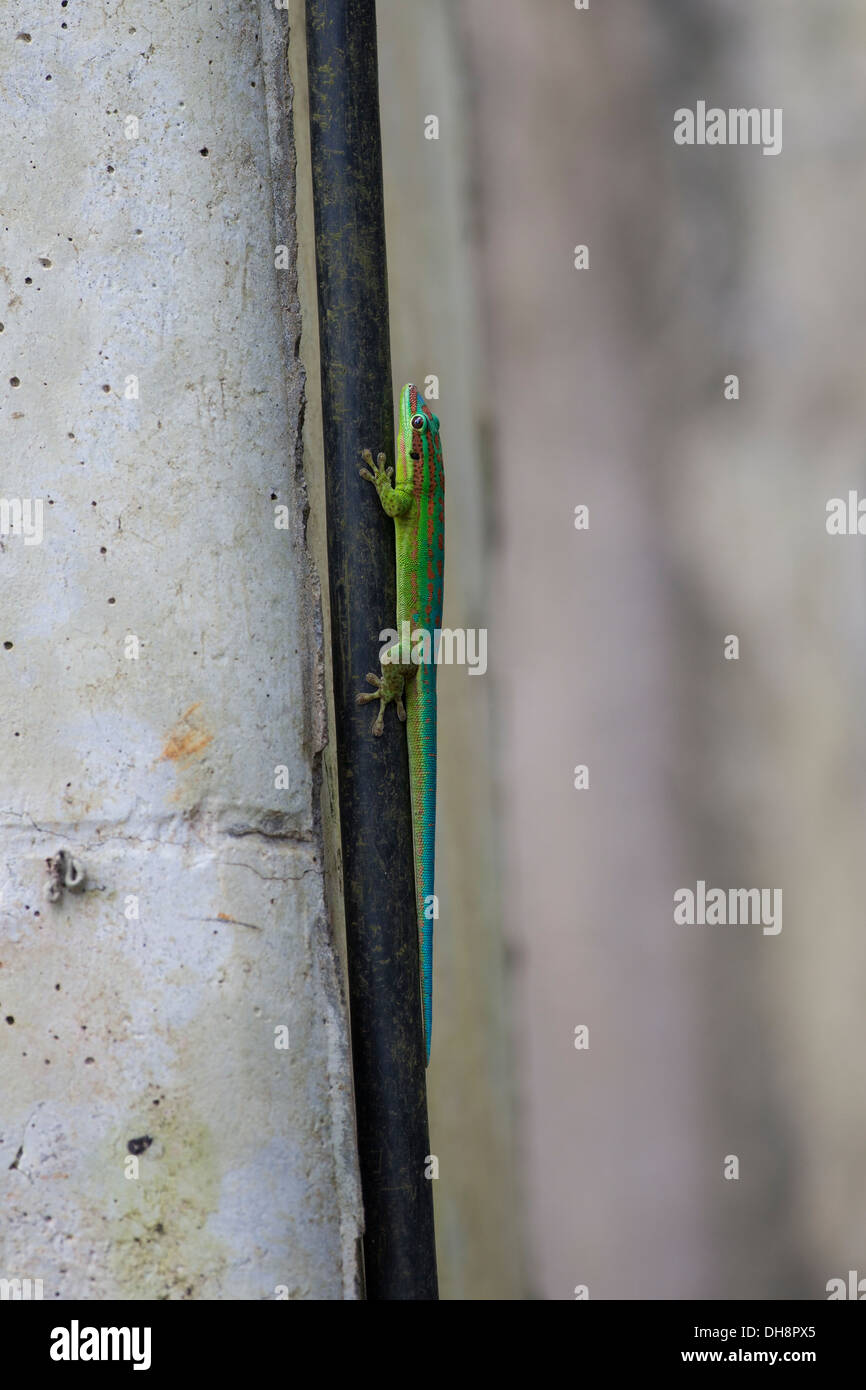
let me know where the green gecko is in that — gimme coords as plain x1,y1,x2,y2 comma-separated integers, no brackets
356,383,444,1065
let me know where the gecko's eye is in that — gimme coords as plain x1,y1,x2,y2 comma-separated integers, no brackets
411,414,426,431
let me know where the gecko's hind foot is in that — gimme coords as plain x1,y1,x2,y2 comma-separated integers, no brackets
355,689,386,734
356,664,406,737
356,672,382,706
356,672,383,707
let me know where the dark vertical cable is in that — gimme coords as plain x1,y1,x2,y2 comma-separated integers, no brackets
304,0,438,1300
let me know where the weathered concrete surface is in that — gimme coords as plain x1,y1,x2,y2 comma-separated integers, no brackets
0,1,361,1298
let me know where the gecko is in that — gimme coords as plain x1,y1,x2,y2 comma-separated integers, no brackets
356,383,444,1065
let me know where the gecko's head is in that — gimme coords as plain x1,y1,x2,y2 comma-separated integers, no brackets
397,383,440,483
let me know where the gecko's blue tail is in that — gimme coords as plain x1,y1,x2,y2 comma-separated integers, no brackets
406,667,436,1066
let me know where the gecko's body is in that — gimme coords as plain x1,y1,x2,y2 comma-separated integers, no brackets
356,384,444,1064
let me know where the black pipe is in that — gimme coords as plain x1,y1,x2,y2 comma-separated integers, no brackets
304,0,438,1300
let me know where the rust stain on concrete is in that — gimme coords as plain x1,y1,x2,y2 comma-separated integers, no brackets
159,704,213,764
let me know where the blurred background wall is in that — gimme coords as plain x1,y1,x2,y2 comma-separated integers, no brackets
364,0,866,1299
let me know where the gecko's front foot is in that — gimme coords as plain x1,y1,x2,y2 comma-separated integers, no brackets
359,449,392,488
355,665,407,737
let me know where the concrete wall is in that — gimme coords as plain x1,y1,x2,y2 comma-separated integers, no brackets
0,1,362,1300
